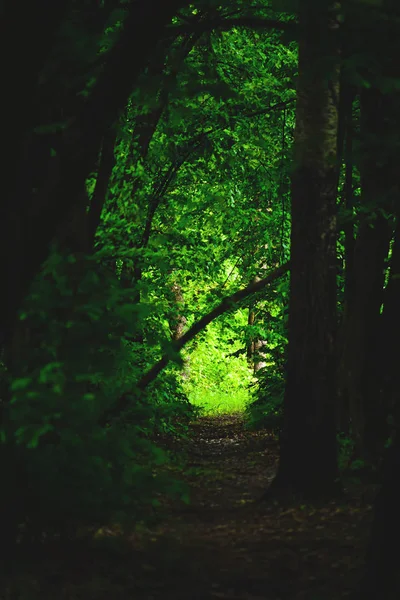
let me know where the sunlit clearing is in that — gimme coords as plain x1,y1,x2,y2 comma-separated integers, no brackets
181,314,253,415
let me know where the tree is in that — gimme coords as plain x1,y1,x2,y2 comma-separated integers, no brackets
337,0,400,460
0,0,199,554
0,0,191,357
5,2,400,578
268,0,341,500
359,435,400,600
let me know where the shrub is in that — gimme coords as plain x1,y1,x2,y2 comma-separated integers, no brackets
0,252,191,544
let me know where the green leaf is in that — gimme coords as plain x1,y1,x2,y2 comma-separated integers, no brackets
11,378,31,391
39,362,63,384
27,425,55,449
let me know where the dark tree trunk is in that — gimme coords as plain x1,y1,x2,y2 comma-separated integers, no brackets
269,1,341,501
343,91,356,310
341,88,394,461
342,215,391,458
337,86,355,433
379,218,400,416
359,435,400,600
359,218,400,599
358,166,400,600
351,219,391,457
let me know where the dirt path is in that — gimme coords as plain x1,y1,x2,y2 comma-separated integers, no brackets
3,414,375,600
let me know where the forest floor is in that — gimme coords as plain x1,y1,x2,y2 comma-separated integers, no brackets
2,414,378,600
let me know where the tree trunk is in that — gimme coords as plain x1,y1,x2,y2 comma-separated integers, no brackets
358,435,400,600
247,277,268,373
340,88,394,461
337,87,355,433
358,147,400,600
379,218,400,418
347,216,391,458
359,215,400,600
269,1,341,501
170,282,187,342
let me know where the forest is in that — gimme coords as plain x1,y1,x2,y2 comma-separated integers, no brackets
0,0,399,598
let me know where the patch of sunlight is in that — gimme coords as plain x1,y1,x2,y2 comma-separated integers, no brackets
189,388,249,415
181,309,253,415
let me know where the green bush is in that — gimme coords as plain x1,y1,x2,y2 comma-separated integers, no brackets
0,252,191,543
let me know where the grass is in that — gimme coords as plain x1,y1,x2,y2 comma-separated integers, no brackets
180,316,254,416
187,388,249,415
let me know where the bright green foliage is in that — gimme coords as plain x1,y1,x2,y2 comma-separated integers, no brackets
182,310,253,414
94,14,296,430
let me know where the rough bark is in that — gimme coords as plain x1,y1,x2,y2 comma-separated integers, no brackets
345,216,391,457
358,435,400,600
269,1,341,501
340,88,394,460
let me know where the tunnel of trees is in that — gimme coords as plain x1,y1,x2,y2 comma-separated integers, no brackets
1,0,399,598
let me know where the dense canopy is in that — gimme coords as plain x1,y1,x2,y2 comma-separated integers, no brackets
1,1,399,598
